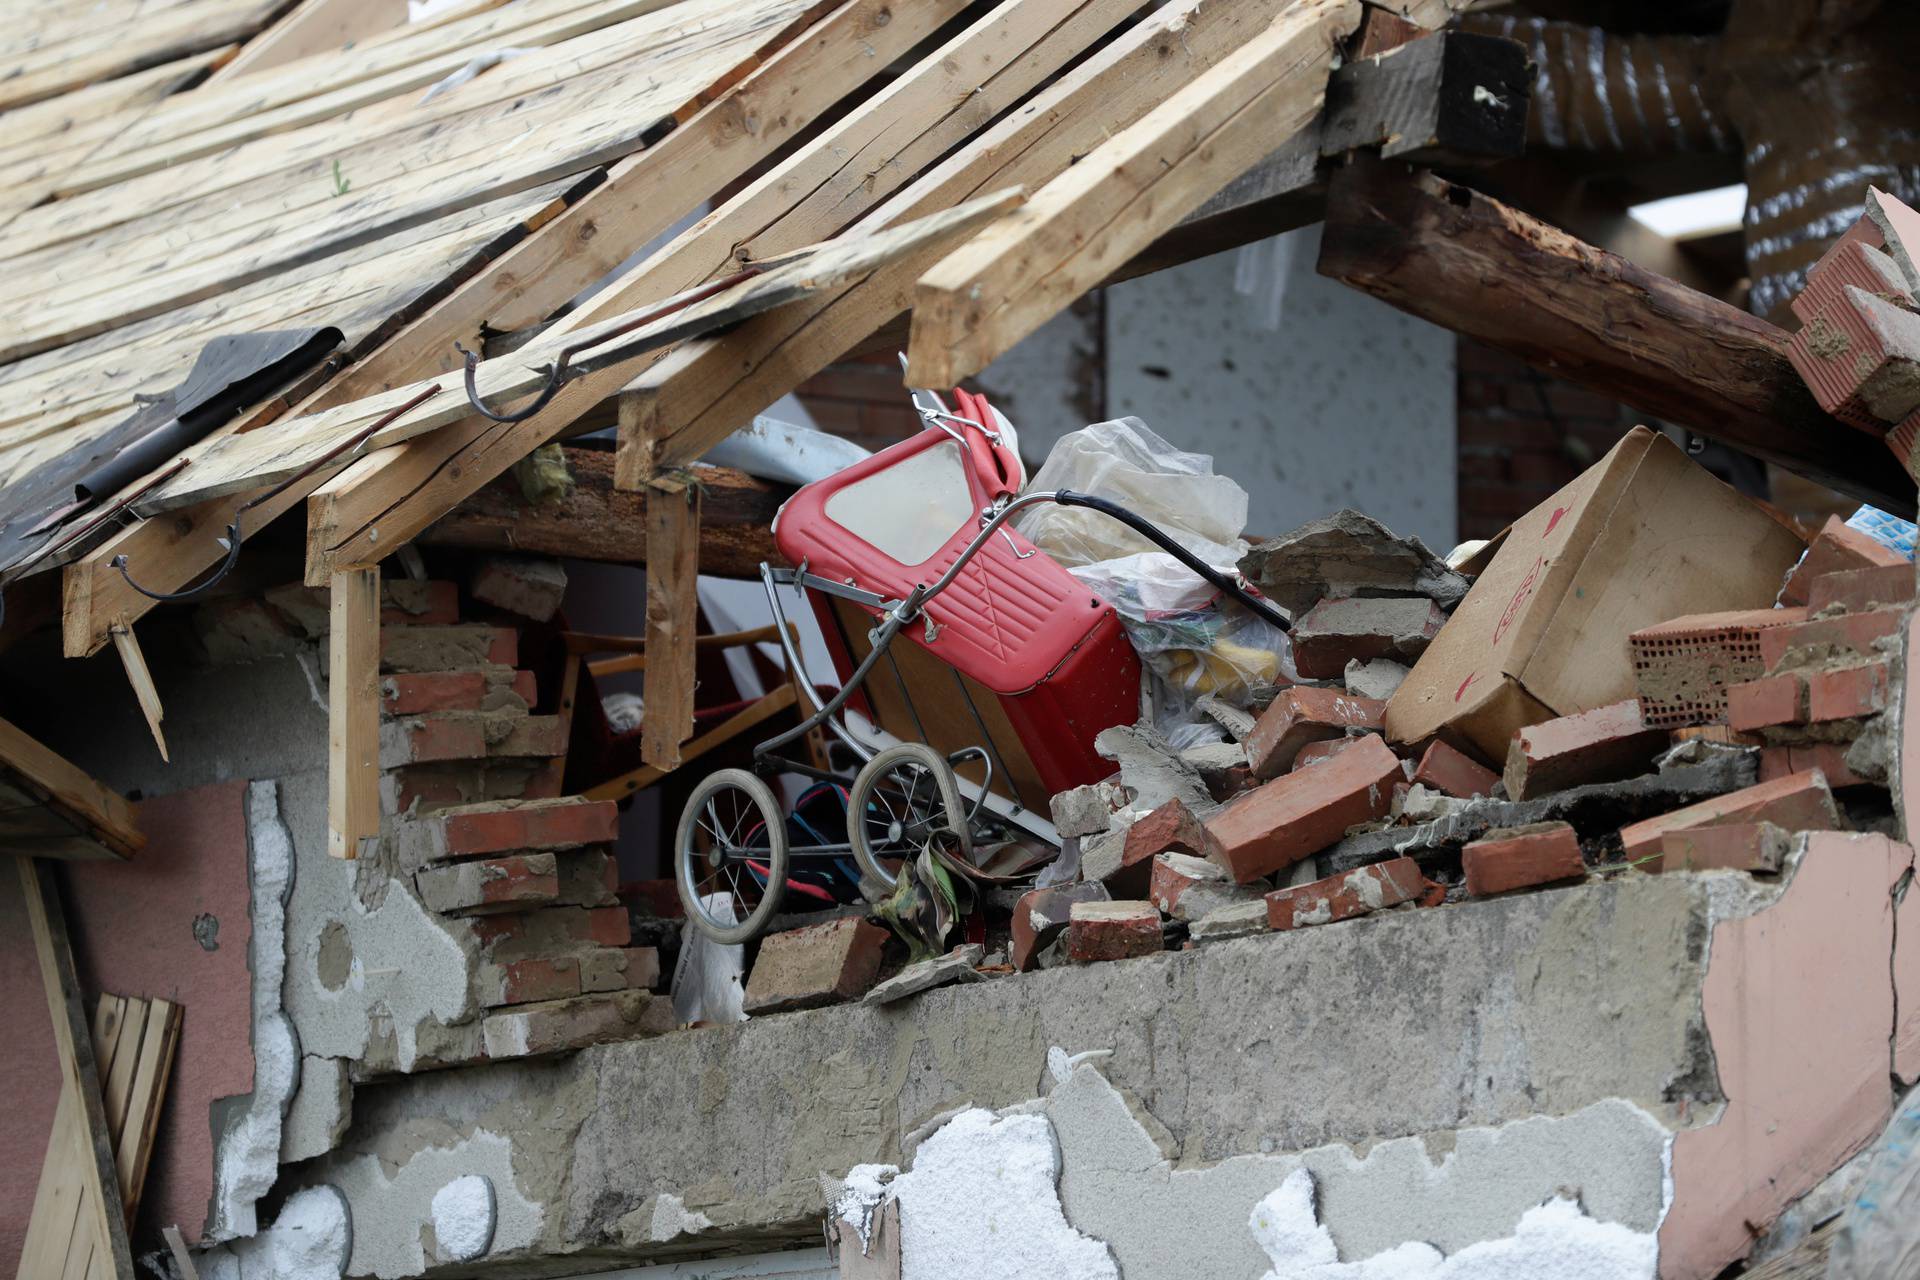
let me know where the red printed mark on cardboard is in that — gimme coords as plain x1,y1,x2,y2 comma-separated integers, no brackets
1543,506,1569,536
1491,555,1545,648
1455,672,1479,703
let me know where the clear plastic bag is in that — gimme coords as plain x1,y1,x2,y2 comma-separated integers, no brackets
1015,419,1291,745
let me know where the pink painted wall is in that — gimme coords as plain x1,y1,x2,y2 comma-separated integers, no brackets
1660,832,1912,1278
64,780,257,1247
0,868,63,1276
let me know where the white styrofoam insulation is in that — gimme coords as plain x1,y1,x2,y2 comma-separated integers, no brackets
323,1129,540,1278
839,1109,1119,1280
196,1184,351,1280
206,780,301,1241
429,1174,497,1262
1250,1169,1657,1279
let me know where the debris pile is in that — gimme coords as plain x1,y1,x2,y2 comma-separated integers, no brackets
735,421,1910,994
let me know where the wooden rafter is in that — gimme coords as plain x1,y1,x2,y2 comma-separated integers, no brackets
905,0,1363,388
1316,160,1912,513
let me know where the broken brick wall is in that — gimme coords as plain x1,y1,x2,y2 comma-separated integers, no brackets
1456,338,1635,540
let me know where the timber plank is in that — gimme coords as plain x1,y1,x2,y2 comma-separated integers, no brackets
640,472,700,770
0,717,141,857
300,191,1025,583
905,0,1362,387
617,0,1300,485
327,566,381,859
16,860,134,1280
0,0,279,113
149,189,1022,517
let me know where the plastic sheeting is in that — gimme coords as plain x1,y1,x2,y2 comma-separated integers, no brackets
1015,419,1292,747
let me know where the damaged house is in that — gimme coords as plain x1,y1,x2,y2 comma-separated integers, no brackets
4,0,1920,1276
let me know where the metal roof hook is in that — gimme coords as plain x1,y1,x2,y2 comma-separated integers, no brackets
456,341,563,424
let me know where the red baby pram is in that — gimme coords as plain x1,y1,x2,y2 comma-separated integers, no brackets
675,383,1288,943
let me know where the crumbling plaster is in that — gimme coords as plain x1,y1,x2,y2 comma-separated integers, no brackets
293,873,1721,1275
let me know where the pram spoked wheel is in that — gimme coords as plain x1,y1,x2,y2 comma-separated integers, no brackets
848,743,971,889
675,769,790,945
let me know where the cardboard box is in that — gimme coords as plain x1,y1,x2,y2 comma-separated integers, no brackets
1385,427,1805,762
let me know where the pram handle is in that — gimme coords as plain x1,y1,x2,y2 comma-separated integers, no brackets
1052,489,1291,633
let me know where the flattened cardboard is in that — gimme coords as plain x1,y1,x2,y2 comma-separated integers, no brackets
1385,427,1806,762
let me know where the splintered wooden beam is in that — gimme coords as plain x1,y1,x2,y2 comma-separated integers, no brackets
17,858,136,1280
618,0,1301,485
327,566,381,859
1316,161,1912,514
302,189,1023,585
640,467,701,771
0,716,142,859
904,0,1362,388
109,625,169,763
420,448,787,577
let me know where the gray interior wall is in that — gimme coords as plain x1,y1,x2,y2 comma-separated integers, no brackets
980,226,1459,551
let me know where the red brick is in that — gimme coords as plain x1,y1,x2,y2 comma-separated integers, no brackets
1147,852,1263,920
1619,771,1841,867
1726,673,1806,731
742,917,888,1014
470,557,567,622
482,990,671,1058
1630,609,1812,728
439,797,619,855
1065,901,1162,963
1670,725,1763,748
1806,563,1914,615
1411,739,1499,799
479,956,580,1007
1760,743,1872,789
1265,857,1426,931
416,853,560,914
1290,597,1447,679
1121,798,1214,867
1244,687,1387,779
1758,608,1903,670
1502,701,1668,800
1658,822,1791,874
380,624,518,672
470,905,631,950
1779,516,1907,606
1206,734,1402,883
1807,662,1892,722
383,669,538,716
1011,882,1109,971
1292,737,1359,770
382,580,460,626
381,715,490,766
1462,822,1584,896
579,947,661,993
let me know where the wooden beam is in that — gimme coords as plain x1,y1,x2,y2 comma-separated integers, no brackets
212,0,407,83
326,566,381,860
618,0,1303,485
640,470,701,771
1315,161,1912,513
0,717,141,859
109,625,168,764
303,191,1024,584
905,0,1363,388
17,859,135,1280
583,683,797,799
420,448,787,577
